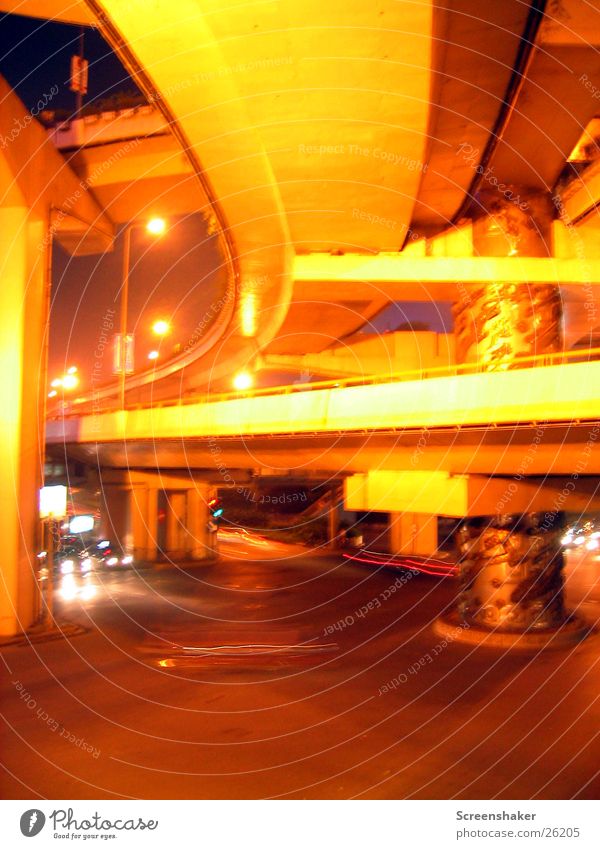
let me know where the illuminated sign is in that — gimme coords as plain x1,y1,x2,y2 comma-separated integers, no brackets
39,486,67,520
69,515,94,534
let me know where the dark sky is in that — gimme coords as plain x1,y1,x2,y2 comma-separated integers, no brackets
50,218,227,386
1,13,227,388
0,12,140,115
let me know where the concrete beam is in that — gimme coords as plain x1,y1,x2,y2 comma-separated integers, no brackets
293,253,600,293
0,76,114,255
345,471,600,517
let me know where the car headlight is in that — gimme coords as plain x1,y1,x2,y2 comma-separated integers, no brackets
121,555,133,565
106,556,118,566
60,560,74,575
561,535,573,546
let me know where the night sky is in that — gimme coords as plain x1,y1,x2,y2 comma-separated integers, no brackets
0,12,139,115
1,12,451,392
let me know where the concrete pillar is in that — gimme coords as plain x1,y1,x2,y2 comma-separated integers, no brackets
146,488,158,561
100,485,158,562
186,486,215,560
327,487,340,548
129,486,159,562
0,209,47,636
165,491,188,558
454,191,560,368
451,190,569,635
455,513,565,631
389,513,437,556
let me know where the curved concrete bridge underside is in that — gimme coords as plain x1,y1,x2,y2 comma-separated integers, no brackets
6,0,600,400
4,0,600,639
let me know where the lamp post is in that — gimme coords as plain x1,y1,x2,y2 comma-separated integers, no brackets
118,217,166,409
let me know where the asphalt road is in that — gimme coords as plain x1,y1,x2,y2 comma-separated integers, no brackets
1,533,599,800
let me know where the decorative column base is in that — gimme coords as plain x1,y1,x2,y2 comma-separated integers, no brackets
434,513,590,649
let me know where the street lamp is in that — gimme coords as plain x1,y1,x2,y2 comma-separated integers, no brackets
49,367,80,395
146,216,166,236
233,371,253,391
119,217,168,408
152,319,170,336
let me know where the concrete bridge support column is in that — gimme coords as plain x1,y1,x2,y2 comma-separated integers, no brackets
186,486,216,560
129,487,158,562
165,491,188,560
454,513,566,632
0,209,47,636
389,513,437,557
447,191,576,642
100,484,158,562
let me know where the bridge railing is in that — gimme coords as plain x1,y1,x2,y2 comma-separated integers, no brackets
54,344,600,418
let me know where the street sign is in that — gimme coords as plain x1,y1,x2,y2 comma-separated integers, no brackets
69,55,88,94
113,333,134,374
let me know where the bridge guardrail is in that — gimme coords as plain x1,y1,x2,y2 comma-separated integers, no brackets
51,345,600,419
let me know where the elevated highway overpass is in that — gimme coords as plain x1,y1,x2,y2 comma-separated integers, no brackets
2,0,600,640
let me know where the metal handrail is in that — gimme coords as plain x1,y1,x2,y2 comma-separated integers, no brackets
55,345,600,419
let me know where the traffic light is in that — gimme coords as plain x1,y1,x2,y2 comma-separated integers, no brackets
208,496,224,519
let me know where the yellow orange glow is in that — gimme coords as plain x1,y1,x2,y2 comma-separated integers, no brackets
233,371,253,391
240,293,257,337
148,350,159,361
146,217,166,236
39,485,67,519
152,320,170,336
61,374,79,390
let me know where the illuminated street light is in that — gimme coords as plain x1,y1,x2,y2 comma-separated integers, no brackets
61,374,79,390
50,378,62,388
148,350,159,361
146,217,166,236
152,319,170,336
66,366,78,375
119,217,169,408
233,371,253,391
48,390,57,398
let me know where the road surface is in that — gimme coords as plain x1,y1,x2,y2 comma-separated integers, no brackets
1,533,599,799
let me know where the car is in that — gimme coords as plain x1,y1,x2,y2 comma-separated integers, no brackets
55,536,99,575
93,539,134,567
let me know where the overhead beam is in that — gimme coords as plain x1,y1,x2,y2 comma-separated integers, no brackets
293,253,600,291
344,471,600,517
